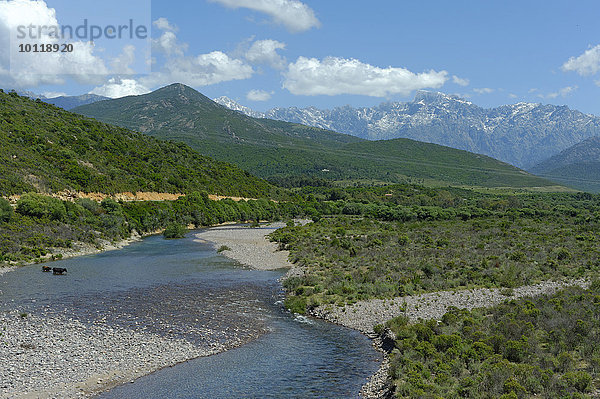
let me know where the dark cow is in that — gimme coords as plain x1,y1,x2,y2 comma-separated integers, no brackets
42,266,51,272
52,267,67,275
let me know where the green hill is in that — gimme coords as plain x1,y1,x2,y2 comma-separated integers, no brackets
531,136,600,192
74,83,557,189
0,89,282,198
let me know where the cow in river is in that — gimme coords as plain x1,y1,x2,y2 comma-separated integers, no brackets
42,266,51,272
52,267,67,275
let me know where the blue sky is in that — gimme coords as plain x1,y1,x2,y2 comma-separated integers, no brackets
1,0,600,114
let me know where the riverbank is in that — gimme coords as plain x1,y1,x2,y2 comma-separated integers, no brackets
0,232,145,274
310,278,591,398
195,221,390,398
194,221,304,272
0,311,225,399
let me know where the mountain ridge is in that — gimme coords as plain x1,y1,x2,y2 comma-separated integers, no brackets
214,92,600,169
73,84,556,190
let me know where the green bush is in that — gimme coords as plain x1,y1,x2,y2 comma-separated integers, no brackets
163,223,187,239
16,193,66,220
0,198,13,223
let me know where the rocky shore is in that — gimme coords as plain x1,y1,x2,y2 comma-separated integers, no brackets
0,311,222,399
194,221,303,272
311,278,591,398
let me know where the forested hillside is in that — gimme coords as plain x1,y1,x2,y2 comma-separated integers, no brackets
0,90,282,199
74,84,557,189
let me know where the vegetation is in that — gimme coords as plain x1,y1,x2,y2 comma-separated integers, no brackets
163,223,187,239
0,89,283,198
386,283,600,398
271,188,600,310
0,191,296,264
74,84,555,189
531,136,600,193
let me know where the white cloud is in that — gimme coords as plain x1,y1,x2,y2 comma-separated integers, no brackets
41,91,66,98
145,20,253,87
111,45,136,75
153,30,187,57
0,0,108,88
452,75,469,86
539,85,578,100
209,0,320,33
528,88,538,93
246,89,272,101
142,51,253,88
283,56,448,97
153,17,177,32
245,39,286,70
562,45,600,76
508,93,517,99
90,77,150,98
152,18,187,57
473,87,494,94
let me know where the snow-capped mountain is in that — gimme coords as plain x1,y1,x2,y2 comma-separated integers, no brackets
214,92,600,169
213,96,265,119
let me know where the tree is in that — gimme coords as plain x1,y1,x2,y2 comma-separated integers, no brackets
16,193,66,221
0,198,13,223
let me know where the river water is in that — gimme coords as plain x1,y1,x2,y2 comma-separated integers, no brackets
0,230,380,398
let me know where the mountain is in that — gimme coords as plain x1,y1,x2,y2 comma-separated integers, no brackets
0,89,282,199
73,84,556,190
214,92,600,169
531,137,600,192
14,90,109,110
44,94,109,110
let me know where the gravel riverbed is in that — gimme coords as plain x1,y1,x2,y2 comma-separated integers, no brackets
0,311,220,399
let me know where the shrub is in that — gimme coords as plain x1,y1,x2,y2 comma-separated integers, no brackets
16,193,66,220
163,223,187,239
0,198,13,223
217,245,231,252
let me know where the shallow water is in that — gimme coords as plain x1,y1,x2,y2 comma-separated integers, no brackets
0,231,380,398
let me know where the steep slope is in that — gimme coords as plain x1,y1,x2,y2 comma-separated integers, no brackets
74,84,556,189
215,92,600,169
0,89,282,198
531,137,600,192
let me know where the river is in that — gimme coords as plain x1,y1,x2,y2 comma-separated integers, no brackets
0,230,381,398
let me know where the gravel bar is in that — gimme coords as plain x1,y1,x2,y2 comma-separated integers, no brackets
195,222,301,271
0,311,222,399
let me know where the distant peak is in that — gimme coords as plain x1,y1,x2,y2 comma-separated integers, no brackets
413,90,469,104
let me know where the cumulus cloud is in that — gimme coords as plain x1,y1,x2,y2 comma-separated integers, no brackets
153,17,177,32
152,18,187,57
562,45,600,76
90,77,150,98
145,18,253,87
0,0,109,88
245,39,286,70
473,87,494,94
452,75,469,86
539,85,578,100
142,51,253,88
283,56,448,97
111,45,136,75
209,0,320,33
246,89,272,101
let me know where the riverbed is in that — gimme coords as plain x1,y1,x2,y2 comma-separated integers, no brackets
0,230,380,398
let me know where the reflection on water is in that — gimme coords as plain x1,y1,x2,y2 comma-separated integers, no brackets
0,231,381,398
